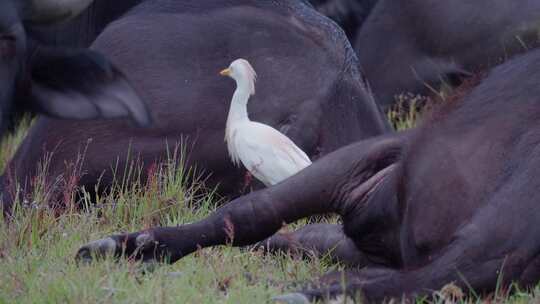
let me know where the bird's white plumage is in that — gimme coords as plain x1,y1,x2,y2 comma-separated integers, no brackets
222,59,311,186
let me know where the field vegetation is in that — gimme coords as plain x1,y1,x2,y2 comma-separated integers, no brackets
0,98,537,303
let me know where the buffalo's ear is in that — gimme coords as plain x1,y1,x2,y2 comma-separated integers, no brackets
27,47,152,127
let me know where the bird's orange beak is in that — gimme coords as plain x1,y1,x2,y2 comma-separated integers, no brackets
220,68,231,76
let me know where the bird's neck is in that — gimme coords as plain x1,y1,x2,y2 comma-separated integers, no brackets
224,84,250,163
226,83,251,126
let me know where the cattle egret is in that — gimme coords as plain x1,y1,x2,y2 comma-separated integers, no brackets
220,59,312,186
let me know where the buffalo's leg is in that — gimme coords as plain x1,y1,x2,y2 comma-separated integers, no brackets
257,224,368,267
76,135,403,263
281,235,534,303
279,161,540,303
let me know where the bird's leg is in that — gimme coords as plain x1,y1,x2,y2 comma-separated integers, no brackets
241,171,254,193
241,157,264,193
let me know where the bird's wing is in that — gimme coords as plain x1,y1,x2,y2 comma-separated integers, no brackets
253,122,311,165
233,122,311,186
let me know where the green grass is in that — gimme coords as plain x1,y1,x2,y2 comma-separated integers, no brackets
0,112,538,303
386,92,429,131
0,123,338,303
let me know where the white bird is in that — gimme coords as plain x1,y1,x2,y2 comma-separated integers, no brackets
220,59,312,186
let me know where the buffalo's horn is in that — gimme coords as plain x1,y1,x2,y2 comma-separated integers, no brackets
23,0,95,24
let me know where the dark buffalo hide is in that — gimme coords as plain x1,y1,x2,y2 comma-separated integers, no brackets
0,0,151,138
1,0,389,213
27,0,144,48
309,0,378,42
78,46,540,303
356,0,540,109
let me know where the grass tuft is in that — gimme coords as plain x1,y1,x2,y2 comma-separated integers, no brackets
0,109,536,303
0,129,333,303
386,92,429,131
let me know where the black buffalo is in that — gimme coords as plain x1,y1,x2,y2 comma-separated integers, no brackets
0,0,151,137
1,0,389,213
78,47,540,302
356,0,540,109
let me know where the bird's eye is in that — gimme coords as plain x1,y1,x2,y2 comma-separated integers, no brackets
0,34,16,60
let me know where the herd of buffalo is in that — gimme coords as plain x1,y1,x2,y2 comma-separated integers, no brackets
2,0,540,302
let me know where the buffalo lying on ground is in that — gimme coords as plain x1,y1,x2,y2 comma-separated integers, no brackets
0,0,151,137
357,0,540,109
1,0,389,213
78,48,540,302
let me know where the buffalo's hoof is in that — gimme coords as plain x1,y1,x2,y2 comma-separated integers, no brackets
76,232,158,263
76,237,118,263
272,293,311,304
